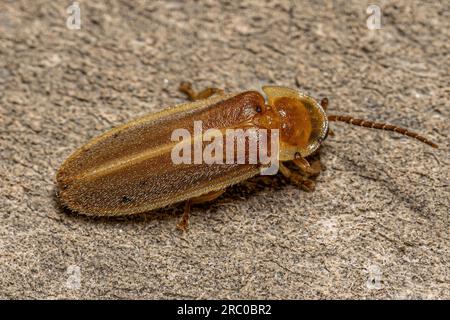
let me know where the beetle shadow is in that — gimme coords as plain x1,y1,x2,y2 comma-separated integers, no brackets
51,173,291,227
334,150,442,218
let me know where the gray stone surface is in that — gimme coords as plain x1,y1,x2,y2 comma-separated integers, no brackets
0,0,448,299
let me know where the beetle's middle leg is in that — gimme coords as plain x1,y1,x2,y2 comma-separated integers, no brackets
176,189,226,231
279,162,316,192
179,82,224,101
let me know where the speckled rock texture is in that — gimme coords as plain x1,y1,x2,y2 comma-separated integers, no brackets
0,0,448,299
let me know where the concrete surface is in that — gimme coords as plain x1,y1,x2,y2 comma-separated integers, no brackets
0,0,448,299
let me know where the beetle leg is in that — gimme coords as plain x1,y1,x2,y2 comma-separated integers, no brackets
293,154,321,176
191,189,226,204
176,189,226,231
179,82,224,101
279,163,316,192
320,97,329,111
176,200,191,231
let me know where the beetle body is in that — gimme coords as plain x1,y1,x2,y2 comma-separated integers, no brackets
56,85,436,218
57,86,327,216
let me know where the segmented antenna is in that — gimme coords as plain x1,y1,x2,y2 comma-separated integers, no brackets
328,115,438,148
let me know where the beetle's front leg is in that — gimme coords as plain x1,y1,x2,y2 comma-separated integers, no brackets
293,153,321,176
279,162,315,192
179,82,224,101
320,97,329,111
176,189,226,231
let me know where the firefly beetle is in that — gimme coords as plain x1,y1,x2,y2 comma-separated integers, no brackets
56,83,438,230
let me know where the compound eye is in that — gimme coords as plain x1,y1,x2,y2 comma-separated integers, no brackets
255,103,269,114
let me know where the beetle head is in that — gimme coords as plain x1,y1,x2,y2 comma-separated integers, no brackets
262,86,329,160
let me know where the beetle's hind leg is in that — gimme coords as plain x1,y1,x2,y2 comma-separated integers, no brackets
279,163,316,192
179,82,224,101
176,189,226,231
